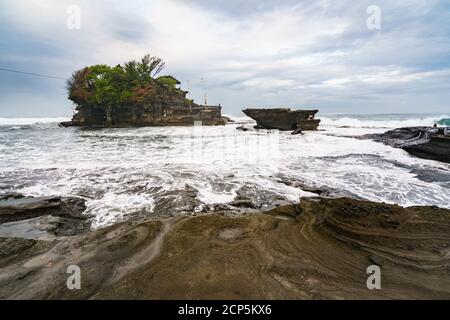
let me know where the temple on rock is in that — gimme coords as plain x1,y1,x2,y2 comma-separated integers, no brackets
60,55,226,127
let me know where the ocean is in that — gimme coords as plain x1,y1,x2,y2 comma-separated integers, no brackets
1,113,449,228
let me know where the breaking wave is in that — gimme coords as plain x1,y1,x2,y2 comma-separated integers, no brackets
320,114,450,128
0,117,70,126
1,114,449,228
437,118,450,126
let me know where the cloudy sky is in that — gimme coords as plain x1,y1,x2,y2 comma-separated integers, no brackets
1,0,449,117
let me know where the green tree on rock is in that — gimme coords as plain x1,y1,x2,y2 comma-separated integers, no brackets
67,54,171,126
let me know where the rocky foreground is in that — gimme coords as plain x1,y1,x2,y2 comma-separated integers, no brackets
1,195,449,299
62,54,227,128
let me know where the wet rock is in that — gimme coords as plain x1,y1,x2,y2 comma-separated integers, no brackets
228,199,255,208
0,193,87,223
0,215,90,240
362,127,450,163
362,127,431,148
0,193,90,238
275,175,366,200
404,136,450,163
236,126,250,131
368,255,383,267
206,203,233,212
0,192,23,200
228,184,291,210
152,185,204,215
0,195,61,219
222,116,235,123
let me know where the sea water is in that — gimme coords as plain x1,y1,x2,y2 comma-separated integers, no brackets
0,113,449,228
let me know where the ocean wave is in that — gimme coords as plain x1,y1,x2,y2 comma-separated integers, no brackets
437,118,450,126
223,114,255,124
320,115,450,128
1,114,449,228
0,117,70,126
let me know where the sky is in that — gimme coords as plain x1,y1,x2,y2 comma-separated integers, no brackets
0,0,449,117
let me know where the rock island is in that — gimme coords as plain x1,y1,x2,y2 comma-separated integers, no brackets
60,54,226,127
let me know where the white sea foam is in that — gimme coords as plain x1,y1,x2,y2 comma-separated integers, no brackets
1,114,449,228
223,114,254,124
85,192,154,227
0,117,70,126
320,114,450,129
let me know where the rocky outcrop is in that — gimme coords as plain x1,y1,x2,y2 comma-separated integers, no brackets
404,136,450,163
1,197,449,299
60,102,227,128
242,108,320,131
152,185,204,215
61,55,227,128
0,193,90,238
236,125,250,131
362,127,450,163
275,174,366,200
227,184,291,210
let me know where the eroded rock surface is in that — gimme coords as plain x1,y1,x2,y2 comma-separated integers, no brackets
1,197,449,299
227,184,291,210
152,185,204,216
243,108,320,131
0,193,90,238
362,127,450,163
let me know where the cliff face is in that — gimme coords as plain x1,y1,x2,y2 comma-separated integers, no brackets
66,92,225,127
362,127,450,163
61,55,226,127
242,108,320,131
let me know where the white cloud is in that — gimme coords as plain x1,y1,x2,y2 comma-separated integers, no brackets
1,0,449,116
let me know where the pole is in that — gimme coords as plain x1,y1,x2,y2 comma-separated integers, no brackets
201,77,207,106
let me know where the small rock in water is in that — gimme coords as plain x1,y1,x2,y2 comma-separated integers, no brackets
291,128,303,135
152,185,204,216
236,126,249,131
227,184,290,210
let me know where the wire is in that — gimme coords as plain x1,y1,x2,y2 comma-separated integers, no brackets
0,67,66,80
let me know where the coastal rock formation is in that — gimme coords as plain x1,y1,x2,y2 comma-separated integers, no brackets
242,108,320,131
60,55,226,128
236,125,250,131
275,175,366,200
152,185,204,215
0,193,87,223
227,184,291,210
362,127,450,163
0,193,89,238
1,197,449,299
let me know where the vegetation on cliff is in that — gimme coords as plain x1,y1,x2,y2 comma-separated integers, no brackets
66,54,181,108
67,55,207,126
63,54,224,127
